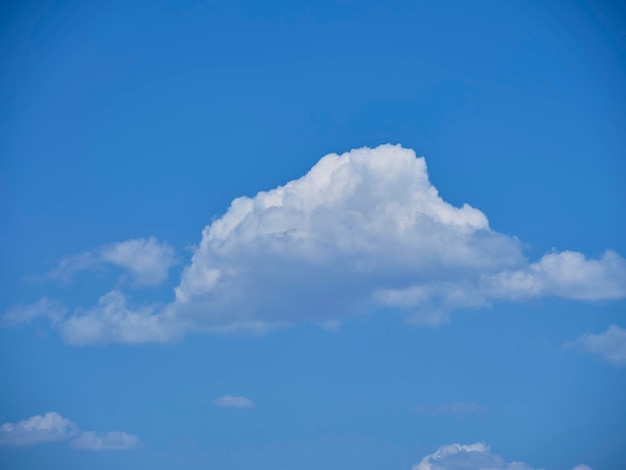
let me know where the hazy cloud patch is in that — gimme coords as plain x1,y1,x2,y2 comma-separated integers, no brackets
59,290,180,345
214,395,255,409
45,237,177,287
566,324,626,367
1,298,67,327
70,431,139,451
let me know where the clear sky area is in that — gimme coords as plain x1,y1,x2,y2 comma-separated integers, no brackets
1,1,625,469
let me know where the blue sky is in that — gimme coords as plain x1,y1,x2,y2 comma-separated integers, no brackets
1,0,625,469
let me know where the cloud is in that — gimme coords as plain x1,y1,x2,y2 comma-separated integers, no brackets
70,431,139,451
484,250,626,301
7,145,626,344
412,442,591,470
411,401,488,416
1,298,67,327
214,395,255,409
60,290,180,345
0,412,138,450
46,237,177,287
0,412,78,446
565,324,626,367
169,144,625,334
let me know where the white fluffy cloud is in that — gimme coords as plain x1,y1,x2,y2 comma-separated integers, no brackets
46,237,177,287
566,324,626,367
412,442,591,470
173,145,524,330
169,145,625,334
484,250,626,301
214,395,255,409
5,145,625,344
0,412,138,451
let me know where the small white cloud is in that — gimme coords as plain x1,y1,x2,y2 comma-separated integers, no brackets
70,431,139,451
0,412,77,446
46,237,177,287
214,395,255,409
412,442,538,470
0,412,138,451
566,324,626,367
571,465,593,470
411,401,488,416
1,298,67,327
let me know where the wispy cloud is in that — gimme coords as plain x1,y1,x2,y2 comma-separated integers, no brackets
214,395,255,409
565,324,626,367
45,237,177,287
60,290,179,345
411,401,488,416
69,431,139,451
412,442,591,470
1,298,67,327
0,412,138,451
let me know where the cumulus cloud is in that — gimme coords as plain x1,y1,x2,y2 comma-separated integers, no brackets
7,145,626,344
172,145,523,330
169,145,626,334
412,442,591,470
70,431,139,450
214,395,255,409
0,412,138,451
565,324,626,367
46,237,177,287
411,401,488,416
